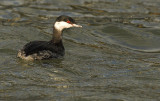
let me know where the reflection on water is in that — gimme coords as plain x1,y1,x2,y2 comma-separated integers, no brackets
0,0,160,100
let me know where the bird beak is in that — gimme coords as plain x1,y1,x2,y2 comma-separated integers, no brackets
72,24,82,28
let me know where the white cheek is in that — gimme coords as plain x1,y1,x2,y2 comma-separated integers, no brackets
54,21,72,31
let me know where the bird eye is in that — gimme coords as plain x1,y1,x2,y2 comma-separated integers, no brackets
67,20,71,23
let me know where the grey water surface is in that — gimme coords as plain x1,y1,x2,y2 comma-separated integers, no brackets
0,0,160,101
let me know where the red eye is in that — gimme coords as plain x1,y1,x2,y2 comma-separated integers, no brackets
67,20,71,23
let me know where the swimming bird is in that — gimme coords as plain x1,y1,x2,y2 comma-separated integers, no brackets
17,15,82,60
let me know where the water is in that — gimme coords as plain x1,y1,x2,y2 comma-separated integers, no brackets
0,0,160,100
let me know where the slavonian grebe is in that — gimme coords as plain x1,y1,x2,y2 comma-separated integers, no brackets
17,15,82,60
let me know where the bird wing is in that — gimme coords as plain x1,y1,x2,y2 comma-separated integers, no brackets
23,41,49,56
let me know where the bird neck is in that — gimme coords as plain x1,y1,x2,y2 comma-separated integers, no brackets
52,26,63,43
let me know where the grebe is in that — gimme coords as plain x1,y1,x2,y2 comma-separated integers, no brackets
17,15,82,60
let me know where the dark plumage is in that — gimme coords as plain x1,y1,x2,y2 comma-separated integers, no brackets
17,15,82,60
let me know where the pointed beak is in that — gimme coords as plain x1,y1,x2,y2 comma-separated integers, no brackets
72,24,82,28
